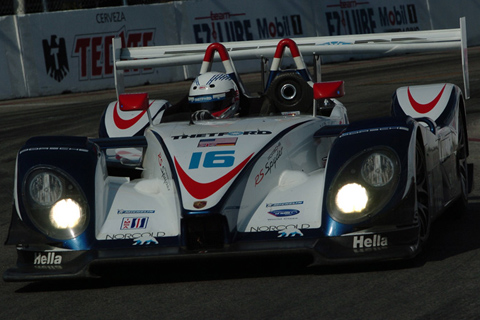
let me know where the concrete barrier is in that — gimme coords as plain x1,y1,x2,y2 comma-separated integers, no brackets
0,0,478,100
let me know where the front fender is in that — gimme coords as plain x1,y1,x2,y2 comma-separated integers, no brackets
322,117,418,235
10,136,101,249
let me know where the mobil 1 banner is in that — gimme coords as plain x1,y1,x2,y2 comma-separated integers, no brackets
177,0,316,44
176,0,317,78
16,4,180,97
316,0,431,36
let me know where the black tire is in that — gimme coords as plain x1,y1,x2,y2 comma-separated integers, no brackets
265,72,313,114
415,138,430,244
453,111,469,213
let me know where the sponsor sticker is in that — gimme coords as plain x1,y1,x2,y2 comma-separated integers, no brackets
198,137,238,147
353,234,388,249
268,209,300,218
34,252,62,265
117,209,155,214
121,217,149,230
266,201,304,207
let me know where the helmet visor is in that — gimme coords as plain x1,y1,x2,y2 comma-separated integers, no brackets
189,89,237,114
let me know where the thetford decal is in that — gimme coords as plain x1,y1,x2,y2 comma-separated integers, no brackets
407,84,446,114
325,1,419,35
174,153,254,199
43,35,69,82
72,27,154,80
172,130,271,140
193,10,304,43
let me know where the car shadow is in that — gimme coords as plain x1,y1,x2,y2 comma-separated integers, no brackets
15,197,480,293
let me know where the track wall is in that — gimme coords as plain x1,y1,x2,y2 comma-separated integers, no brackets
0,0,477,100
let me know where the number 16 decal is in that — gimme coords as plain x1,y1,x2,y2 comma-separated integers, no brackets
189,151,235,169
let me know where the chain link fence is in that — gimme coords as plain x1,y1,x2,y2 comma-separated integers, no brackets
0,0,173,16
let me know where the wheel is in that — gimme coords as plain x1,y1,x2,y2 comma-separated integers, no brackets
265,72,313,114
415,139,430,244
453,111,469,212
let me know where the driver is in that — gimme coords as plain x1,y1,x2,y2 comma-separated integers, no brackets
188,71,240,120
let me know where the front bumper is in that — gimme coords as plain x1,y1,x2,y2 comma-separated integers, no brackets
4,224,420,282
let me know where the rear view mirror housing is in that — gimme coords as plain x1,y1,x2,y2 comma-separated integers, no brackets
313,81,345,100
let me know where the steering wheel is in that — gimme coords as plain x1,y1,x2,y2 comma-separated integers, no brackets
264,72,313,114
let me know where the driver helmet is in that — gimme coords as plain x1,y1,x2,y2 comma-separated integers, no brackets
188,72,240,119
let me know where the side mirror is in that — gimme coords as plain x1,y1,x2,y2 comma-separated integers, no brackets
119,93,149,111
118,92,153,126
313,81,345,100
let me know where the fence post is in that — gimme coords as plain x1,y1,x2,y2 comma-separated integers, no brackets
14,0,25,14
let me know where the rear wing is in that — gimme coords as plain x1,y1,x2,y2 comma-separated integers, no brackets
113,17,469,99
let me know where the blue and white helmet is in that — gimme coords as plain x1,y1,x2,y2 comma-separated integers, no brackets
188,72,240,119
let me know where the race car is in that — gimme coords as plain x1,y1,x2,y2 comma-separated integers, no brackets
4,21,473,281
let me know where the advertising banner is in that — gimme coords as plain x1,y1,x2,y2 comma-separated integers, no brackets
314,0,431,36
15,4,180,97
174,0,318,79
0,0,479,101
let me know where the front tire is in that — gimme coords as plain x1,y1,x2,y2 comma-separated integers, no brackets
454,110,469,212
415,139,430,245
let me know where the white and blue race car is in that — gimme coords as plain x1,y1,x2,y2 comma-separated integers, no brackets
4,22,472,281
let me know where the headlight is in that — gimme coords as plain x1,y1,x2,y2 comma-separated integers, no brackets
327,148,399,224
29,171,63,206
335,183,368,213
50,199,84,229
361,152,395,187
23,167,89,240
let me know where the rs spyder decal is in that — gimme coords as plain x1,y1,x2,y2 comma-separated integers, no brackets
174,153,254,199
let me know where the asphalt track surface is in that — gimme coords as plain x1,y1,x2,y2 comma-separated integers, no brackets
1,47,480,320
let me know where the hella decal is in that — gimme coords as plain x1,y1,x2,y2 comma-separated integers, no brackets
268,209,300,218
34,252,62,265
353,234,388,249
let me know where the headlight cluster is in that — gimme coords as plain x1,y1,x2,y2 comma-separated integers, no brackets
23,168,89,240
327,148,400,224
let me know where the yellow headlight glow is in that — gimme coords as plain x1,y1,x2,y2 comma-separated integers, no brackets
49,199,82,229
335,183,368,213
